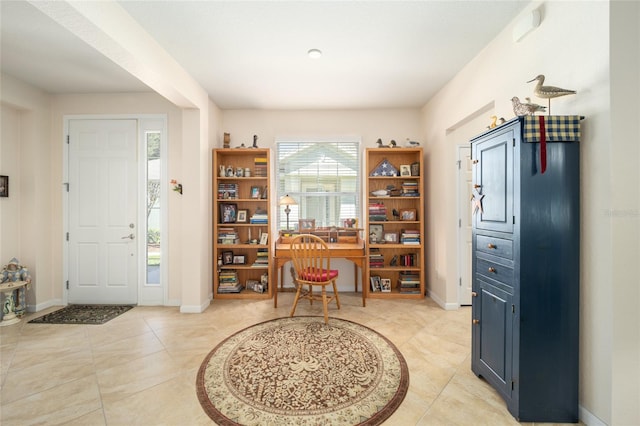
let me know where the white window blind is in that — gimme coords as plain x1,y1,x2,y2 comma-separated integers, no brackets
276,140,360,230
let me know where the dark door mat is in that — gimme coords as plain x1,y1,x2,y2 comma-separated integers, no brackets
28,304,134,325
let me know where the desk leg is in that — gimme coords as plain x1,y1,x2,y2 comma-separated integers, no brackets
361,264,366,307
274,264,282,308
353,264,358,293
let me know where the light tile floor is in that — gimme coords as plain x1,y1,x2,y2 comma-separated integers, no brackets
1,293,580,425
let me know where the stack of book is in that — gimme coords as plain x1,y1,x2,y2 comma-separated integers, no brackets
254,157,267,177
368,202,387,221
218,270,242,293
400,229,420,245
401,181,419,197
252,248,269,267
250,212,268,224
217,182,239,199
218,227,239,244
398,271,420,293
369,248,384,268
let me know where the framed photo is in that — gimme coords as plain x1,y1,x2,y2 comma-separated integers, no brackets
0,175,7,197
299,219,315,231
383,232,398,243
380,278,392,292
222,251,234,265
237,209,248,223
220,203,237,223
250,186,261,199
410,161,420,176
260,233,269,245
369,224,384,243
370,275,382,292
400,165,411,176
400,208,417,221
233,255,245,264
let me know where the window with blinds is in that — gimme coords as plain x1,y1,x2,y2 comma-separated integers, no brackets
276,140,360,230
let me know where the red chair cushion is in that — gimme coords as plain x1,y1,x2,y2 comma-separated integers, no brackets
300,268,339,282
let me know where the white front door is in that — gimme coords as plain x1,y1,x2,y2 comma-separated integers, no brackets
68,119,138,304
457,145,473,305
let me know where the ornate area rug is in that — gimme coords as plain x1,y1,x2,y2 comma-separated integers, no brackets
28,304,134,325
197,316,409,425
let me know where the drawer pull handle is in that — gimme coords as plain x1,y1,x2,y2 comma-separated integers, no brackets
472,159,479,164
471,291,478,297
487,243,496,249
488,267,497,273
474,184,482,189
472,319,480,325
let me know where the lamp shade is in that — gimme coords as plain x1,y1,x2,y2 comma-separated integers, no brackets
279,195,298,206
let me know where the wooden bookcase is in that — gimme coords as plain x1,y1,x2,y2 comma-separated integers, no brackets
212,148,272,299
365,148,425,299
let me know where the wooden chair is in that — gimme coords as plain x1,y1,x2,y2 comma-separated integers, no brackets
289,234,341,324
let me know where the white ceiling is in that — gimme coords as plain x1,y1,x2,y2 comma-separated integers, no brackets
1,1,528,110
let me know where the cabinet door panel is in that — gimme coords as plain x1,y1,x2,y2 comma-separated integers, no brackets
474,280,514,399
473,129,514,233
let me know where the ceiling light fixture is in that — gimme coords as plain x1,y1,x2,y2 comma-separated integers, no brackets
307,48,322,59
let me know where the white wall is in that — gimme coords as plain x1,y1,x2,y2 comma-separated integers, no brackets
420,1,638,424
221,108,423,290
0,74,54,308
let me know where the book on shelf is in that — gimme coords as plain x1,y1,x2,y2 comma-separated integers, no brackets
218,270,243,293
400,229,420,245
368,202,387,221
254,157,268,177
400,181,420,197
251,248,269,267
368,248,384,268
398,271,421,293
217,227,239,244
217,183,239,199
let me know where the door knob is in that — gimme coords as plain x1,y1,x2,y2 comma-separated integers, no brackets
121,233,135,240
472,291,478,297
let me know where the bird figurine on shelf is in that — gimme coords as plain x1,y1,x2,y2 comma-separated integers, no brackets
527,74,576,114
389,139,397,148
376,138,384,148
511,96,547,116
405,138,420,147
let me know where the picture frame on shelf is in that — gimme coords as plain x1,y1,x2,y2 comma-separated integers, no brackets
237,209,248,223
383,232,398,243
410,161,420,176
0,175,7,197
250,186,261,199
369,224,384,243
220,203,238,223
399,165,411,176
233,255,245,265
260,233,269,245
370,275,382,292
299,219,315,231
222,251,234,265
380,278,392,292
399,208,417,221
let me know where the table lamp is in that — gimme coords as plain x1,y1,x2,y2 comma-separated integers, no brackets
279,194,297,231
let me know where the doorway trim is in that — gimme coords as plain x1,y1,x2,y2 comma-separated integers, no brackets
62,114,168,306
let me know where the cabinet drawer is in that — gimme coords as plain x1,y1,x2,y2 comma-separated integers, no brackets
476,257,514,286
477,235,513,259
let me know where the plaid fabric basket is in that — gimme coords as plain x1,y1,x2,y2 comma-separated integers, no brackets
522,115,581,143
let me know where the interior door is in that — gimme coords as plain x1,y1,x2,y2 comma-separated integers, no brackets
68,119,138,304
457,145,473,305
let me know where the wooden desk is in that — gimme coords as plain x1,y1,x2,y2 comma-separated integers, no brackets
273,238,367,308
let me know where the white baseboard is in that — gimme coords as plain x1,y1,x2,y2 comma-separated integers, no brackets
579,405,606,426
426,290,460,310
28,299,64,312
180,299,210,313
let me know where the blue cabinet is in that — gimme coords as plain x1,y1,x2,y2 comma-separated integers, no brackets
471,116,580,422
